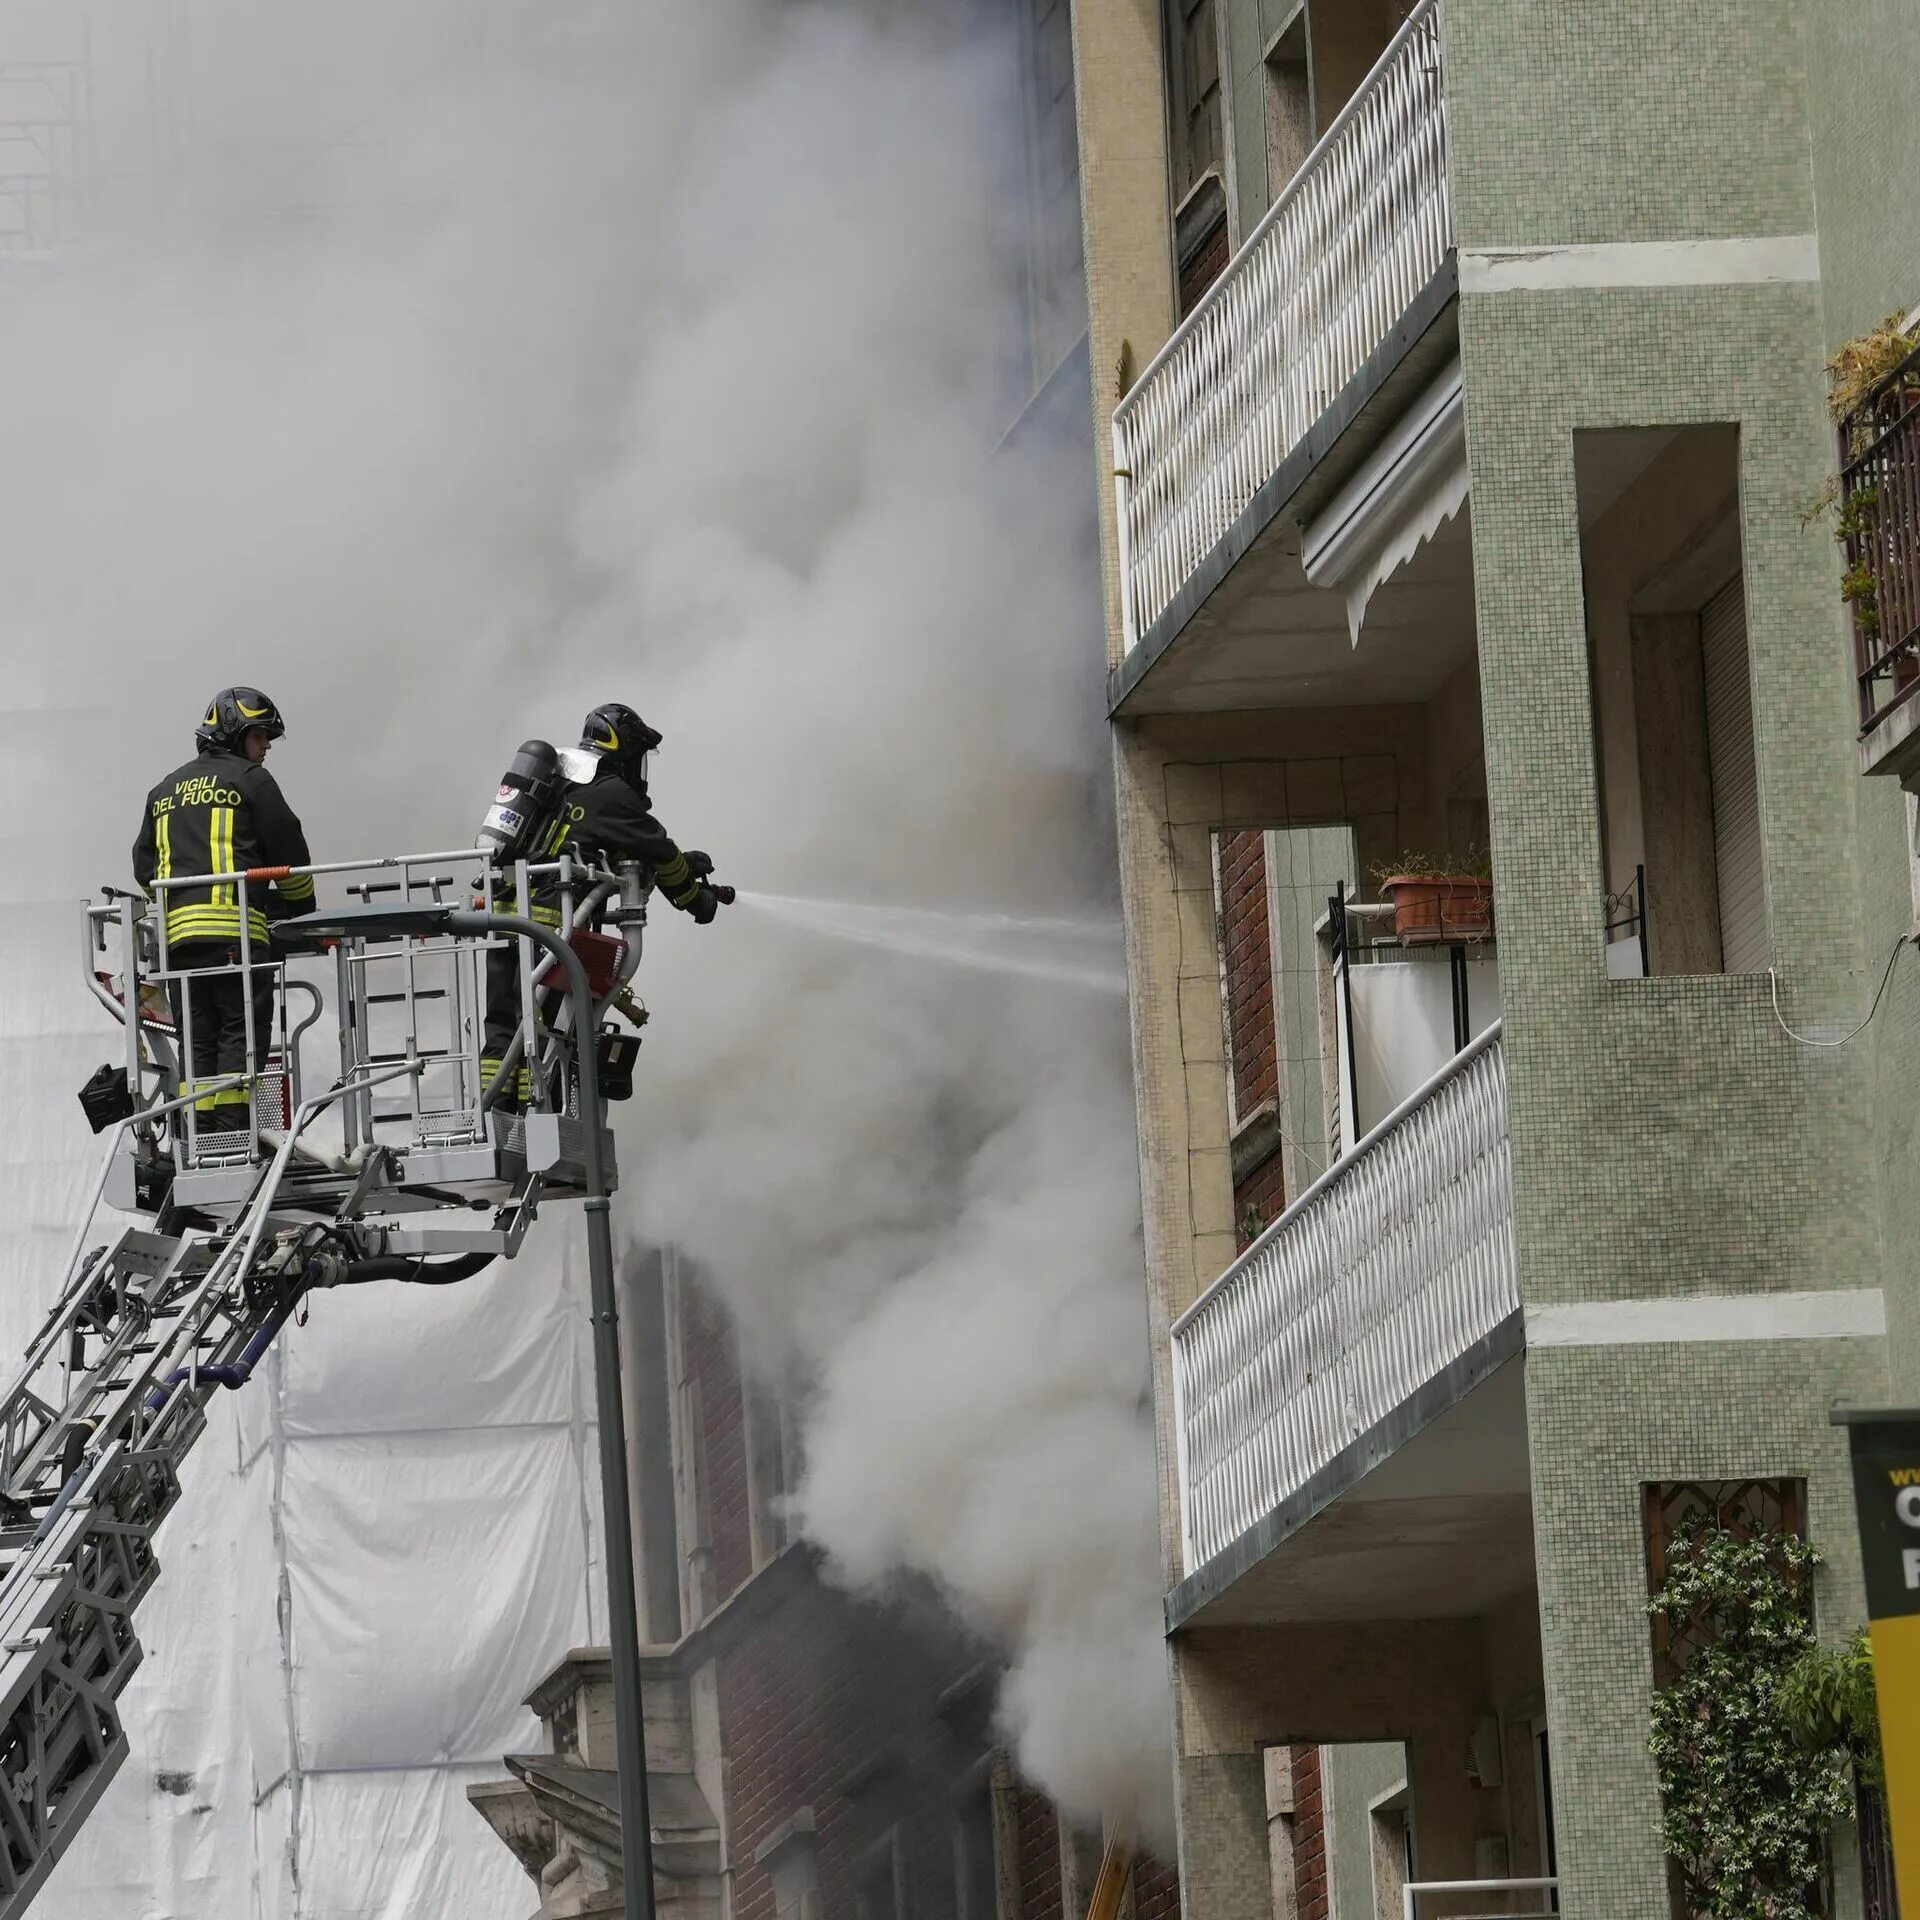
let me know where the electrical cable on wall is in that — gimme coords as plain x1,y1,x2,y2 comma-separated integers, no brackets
1767,933,1912,1049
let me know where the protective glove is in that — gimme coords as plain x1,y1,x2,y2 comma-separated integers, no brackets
683,849,715,879
688,886,719,926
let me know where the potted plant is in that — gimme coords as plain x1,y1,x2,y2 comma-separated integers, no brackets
1369,850,1494,945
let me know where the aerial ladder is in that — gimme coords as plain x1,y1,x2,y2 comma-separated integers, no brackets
0,827,660,1916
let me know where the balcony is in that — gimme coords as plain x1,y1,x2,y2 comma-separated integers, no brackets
1841,339,1920,779
1169,1024,1521,1614
1111,0,1453,706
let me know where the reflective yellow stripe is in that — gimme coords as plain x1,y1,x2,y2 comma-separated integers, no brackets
278,872,315,902
655,851,699,908
166,905,265,929
208,807,229,906
165,904,271,945
156,813,173,881
182,1079,224,1114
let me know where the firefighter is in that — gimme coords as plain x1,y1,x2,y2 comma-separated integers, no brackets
481,702,725,1108
132,688,314,1142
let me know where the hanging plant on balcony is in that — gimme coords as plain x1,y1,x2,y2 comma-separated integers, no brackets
1369,849,1493,945
1777,1627,1884,1796
1828,315,1920,432
1800,313,1920,705
1647,1518,1852,1919
1802,315,1919,523
1803,315,1920,519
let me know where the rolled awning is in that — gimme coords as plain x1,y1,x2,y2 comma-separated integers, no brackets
1301,357,1467,646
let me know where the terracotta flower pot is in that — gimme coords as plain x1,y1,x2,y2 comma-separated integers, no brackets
1380,874,1495,944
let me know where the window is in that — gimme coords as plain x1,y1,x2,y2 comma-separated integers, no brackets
744,1376,798,1571
1578,425,1767,976
1905,793,1920,929
955,1781,1000,1920
661,1249,716,1627
1016,0,1086,385
758,1813,822,1920
1641,1479,1804,1681
623,1247,681,1644
1164,0,1228,314
1167,0,1223,198
855,1830,905,1920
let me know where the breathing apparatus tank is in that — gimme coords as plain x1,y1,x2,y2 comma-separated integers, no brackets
476,739,564,864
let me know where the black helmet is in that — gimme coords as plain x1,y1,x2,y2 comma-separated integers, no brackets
197,686,286,754
580,702,662,783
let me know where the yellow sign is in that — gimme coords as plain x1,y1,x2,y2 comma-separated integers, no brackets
1838,1409,1920,1906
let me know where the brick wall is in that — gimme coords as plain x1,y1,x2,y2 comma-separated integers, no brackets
1290,1746,1329,1920
1016,1786,1065,1920
719,1577,1028,1920
1133,1852,1183,1920
680,1277,753,1603
684,1273,1153,1920
1218,829,1277,1120
1219,827,1286,1246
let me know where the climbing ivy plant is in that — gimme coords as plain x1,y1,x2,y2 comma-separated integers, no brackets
1646,1519,1853,1919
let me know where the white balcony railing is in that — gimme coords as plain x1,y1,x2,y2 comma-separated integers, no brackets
1170,1024,1515,1573
1112,0,1452,650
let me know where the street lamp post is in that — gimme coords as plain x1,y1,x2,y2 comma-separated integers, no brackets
288,902,656,1920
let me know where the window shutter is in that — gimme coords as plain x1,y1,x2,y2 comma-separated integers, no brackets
1702,576,1768,971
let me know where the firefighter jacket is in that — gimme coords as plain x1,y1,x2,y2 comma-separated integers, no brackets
523,765,705,924
132,750,314,949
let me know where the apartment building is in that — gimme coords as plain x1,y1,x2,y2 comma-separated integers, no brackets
1068,0,1919,1916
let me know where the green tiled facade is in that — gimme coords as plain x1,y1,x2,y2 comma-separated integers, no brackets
1527,1340,1890,1918
1459,280,1877,1304
1447,1,1816,247
1450,0,1914,1910
1802,0,1920,1398
1806,0,1920,349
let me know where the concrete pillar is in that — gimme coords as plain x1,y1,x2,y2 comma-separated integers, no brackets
1067,0,1176,671
1176,1745,1273,1920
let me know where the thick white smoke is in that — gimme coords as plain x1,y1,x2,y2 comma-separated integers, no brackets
0,0,1172,1866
